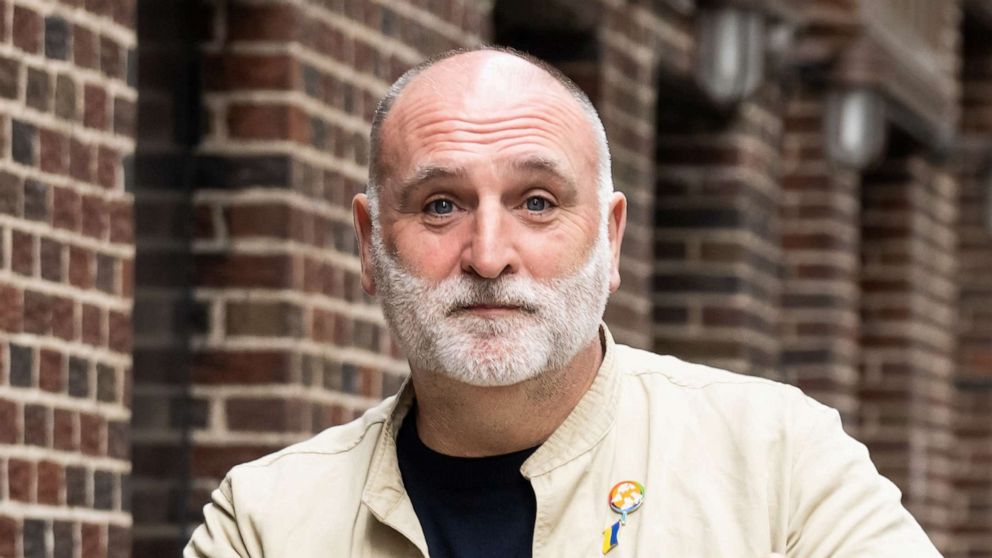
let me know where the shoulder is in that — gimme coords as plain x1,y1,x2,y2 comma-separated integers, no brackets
222,395,397,506
613,344,833,437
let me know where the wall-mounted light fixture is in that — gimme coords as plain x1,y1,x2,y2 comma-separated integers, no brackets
825,88,887,170
695,6,766,105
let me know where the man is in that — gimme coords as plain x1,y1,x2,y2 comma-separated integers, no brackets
185,48,940,557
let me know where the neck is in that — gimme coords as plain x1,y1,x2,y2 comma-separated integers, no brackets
410,332,604,457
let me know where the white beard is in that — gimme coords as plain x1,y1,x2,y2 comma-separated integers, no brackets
371,227,612,387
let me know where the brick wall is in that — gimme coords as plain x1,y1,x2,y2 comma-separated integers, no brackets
779,85,861,424
0,0,136,557
951,17,992,558
859,146,959,551
653,83,785,380
151,0,490,551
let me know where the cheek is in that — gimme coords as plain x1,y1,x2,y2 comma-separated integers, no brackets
389,224,465,280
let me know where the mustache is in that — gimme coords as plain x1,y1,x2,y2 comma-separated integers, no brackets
441,277,543,316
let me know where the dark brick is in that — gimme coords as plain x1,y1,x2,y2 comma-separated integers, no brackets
12,120,37,165
45,16,71,60
68,356,89,397
653,273,742,294
26,67,50,112
93,470,114,510
194,154,292,189
24,404,48,446
0,56,18,99
107,420,127,460
96,363,115,402
53,186,80,230
55,74,77,120
100,36,122,79
52,296,75,341
69,139,92,182
40,237,63,281
53,521,73,558
23,180,47,221
95,253,115,293
113,96,134,136
9,343,33,387
108,524,129,558
66,465,87,506
120,472,130,512
23,290,52,335
0,171,20,215
23,519,46,558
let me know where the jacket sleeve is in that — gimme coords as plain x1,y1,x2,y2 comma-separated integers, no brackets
184,476,252,558
785,402,942,558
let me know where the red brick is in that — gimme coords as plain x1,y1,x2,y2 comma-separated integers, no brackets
81,304,104,346
120,259,133,298
191,445,275,479
81,523,103,558
80,412,103,456
70,138,94,182
228,103,309,143
81,195,108,238
227,203,291,239
227,3,297,41
0,284,22,332
69,247,93,289
0,515,14,558
196,254,296,289
84,84,108,130
53,186,81,230
96,146,118,189
13,5,41,54
203,53,296,91
8,458,33,501
37,460,62,505
107,200,132,244
53,408,76,451
191,350,292,385
39,128,69,175
108,310,130,353
74,25,97,70
39,349,64,392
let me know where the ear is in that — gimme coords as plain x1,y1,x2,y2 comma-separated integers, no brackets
606,192,627,293
352,193,377,296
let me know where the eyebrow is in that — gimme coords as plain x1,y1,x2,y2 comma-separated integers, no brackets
397,165,468,209
395,156,580,209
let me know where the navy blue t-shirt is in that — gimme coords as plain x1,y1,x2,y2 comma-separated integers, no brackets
396,407,538,558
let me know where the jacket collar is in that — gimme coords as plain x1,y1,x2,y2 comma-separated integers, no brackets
361,325,620,543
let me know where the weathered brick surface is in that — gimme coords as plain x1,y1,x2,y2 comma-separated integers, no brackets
859,153,959,550
951,20,992,558
0,0,136,556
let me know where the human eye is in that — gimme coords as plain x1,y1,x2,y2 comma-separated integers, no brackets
424,198,456,216
523,195,554,213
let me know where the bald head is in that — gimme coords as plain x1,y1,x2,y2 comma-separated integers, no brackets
366,47,612,222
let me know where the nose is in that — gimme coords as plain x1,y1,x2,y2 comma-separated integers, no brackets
461,199,518,279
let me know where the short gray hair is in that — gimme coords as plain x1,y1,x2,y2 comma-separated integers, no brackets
366,46,613,223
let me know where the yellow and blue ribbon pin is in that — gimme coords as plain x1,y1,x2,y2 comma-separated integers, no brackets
601,480,645,554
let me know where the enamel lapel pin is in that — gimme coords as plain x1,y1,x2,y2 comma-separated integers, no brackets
601,480,645,554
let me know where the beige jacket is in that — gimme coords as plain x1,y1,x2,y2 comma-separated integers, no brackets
185,329,940,557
